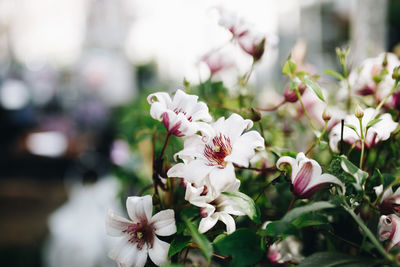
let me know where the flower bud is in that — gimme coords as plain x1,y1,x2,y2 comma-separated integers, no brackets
392,66,400,81
355,104,364,119
393,92,400,111
283,84,306,103
382,53,388,68
322,108,331,121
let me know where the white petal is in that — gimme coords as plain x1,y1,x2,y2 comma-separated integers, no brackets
106,209,131,236
219,113,253,143
209,163,237,194
134,246,149,267
225,131,264,167
199,215,219,233
183,160,215,185
148,236,170,266
304,173,345,194
151,209,177,236
276,156,296,170
109,237,144,267
218,212,236,234
167,163,185,178
126,196,153,222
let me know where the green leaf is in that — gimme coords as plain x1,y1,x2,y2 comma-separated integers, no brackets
303,77,325,102
257,221,298,237
297,251,377,267
344,124,358,135
290,79,300,91
366,118,382,129
340,155,368,191
276,201,335,234
318,140,328,150
222,191,261,224
282,60,297,76
292,213,329,228
168,235,191,257
214,228,264,267
182,216,213,262
323,69,345,80
163,264,186,267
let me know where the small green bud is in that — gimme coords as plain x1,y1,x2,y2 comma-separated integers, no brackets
392,66,400,81
355,104,364,118
322,108,332,121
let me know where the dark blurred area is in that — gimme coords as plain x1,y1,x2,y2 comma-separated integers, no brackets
0,0,398,266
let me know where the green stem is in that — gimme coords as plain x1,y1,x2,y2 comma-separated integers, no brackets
358,118,365,170
295,87,317,130
343,205,393,262
375,80,399,114
306,121,328,155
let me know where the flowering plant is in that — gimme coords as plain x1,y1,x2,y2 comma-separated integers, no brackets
107,10,400,267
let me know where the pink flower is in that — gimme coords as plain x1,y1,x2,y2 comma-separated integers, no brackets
277,152,344,199
267,236,304,264
147,89,212,137
375,185,400,214
378,214,400,250
106,195,176,267
217,7,249,39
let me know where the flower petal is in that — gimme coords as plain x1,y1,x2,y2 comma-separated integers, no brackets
208,163,236,194
106,209,131,237
218,113,253,143
302,173,344,198
109,237,146,267
225,131,264,167
148,236,169,266
292,161,313,196
126,196,153,222
199,215,219,233
276,156,296,170
151,209,177,236
218,212,236,234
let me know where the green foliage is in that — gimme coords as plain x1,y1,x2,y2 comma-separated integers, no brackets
282,59,297,76
303,77,325,102
214,228,264,267
340,155,368,191
298,251,376,267
168,236,191,258
182,216,213,262
222,191,261,224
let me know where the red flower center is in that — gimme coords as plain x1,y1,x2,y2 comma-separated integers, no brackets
204,134,232,168
174,108,192,121
123,220,155,250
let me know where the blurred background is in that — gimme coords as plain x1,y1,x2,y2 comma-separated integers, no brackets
0,0,399,266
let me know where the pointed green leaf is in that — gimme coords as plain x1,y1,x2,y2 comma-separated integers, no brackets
168,235,191,257
282,60,297,76
298,251,377,267
303,77,325,102
366,118,382,129
222,191,261,224
323,69,345,80
182,216,213,262
340,155,368,191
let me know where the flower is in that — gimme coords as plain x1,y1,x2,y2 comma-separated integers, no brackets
276,152,344,199
347,53,400,100
106,195,176,267
238,30,266,61
267,236,304,264
167,113,264,195
329,108,398,152
374,185,400,214
201,51,234,77
217,7,248,39
147,89,212,137
378,214,400,249
184,179,245,234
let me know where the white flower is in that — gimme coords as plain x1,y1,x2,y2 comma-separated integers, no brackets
267,236,305,264
106,195,176,267
147,89,212,137
374,185,400,214
277,152,344,199
329,108,398,152
167,113,264,194
378,214,400,249
237,29,266,61
217,7,249,39
348,53,400,101
185,180,245,234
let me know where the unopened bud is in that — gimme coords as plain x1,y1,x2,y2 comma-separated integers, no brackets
297,83,307,94
355,104,364,118
392,66,400,81
250,108,262,122
382,53,388,68
322,108,332,121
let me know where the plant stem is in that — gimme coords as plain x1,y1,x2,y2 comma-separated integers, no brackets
287,196,297,212
343,205,393,262
306,121,328,155
375,80,399,115
358,118,365,170
158,132,171,162
295,87,317,130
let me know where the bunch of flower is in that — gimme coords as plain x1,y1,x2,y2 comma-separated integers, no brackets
106,9,400,267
